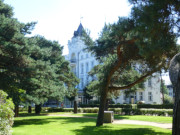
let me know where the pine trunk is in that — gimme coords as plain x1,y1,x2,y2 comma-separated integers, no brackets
105,99,109,111
96,88,108,126
14,105,19,117
172,83,180,135
28,106,32,113
74,101,77,113
35,104,41,114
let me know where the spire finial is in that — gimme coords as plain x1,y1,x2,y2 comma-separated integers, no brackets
80,16,83,23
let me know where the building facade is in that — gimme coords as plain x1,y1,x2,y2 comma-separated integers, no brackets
65,23,99,106
65,23,163,106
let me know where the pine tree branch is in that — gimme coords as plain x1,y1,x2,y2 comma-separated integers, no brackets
108,67,162,91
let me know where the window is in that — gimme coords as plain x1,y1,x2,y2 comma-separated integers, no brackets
86,63,89,73
123,94,126,100
148,92,152,101
81,55,83,59
134,92,137,100
86,76,89,84
148,78,152,87
91,61,94,68
139,92,143,100
81,78,84,88
86,54,88,58
71,53,76,63
81,63,84,74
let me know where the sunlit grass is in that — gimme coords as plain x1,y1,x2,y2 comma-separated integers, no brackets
45,112,172,123
13,115,171,135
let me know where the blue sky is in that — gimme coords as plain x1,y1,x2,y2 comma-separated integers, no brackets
4,0,131,54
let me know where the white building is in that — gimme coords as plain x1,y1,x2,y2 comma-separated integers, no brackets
113,75,162,104
65,23,99,105
65,23,163,105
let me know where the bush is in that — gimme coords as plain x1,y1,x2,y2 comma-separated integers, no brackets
164,94,173,104
0,90,14,135
79,104,137,109
137,104,173,109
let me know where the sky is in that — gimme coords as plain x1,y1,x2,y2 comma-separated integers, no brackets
4,0,131,55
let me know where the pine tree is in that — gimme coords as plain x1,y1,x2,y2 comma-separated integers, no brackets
83,0,179,126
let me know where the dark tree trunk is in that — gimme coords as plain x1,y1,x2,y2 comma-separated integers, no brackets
96,88,108,126
35,104,41,114
74,100,77,114
28,106,32,113
14,105,19,117
172,83,180,135
105,99,109,111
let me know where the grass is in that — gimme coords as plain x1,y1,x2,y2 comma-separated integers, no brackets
13,115,172,135
45,112,172,123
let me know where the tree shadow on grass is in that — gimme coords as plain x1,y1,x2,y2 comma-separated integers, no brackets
72,126,171,135
13,118,56,128
13,116,96,128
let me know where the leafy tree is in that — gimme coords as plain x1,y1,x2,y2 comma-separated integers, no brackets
0,0,37,116
83,0,179,126
164,94,173,104
0,90,14,135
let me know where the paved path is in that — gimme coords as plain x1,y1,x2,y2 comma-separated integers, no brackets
47,114,172,130
113,119,172,129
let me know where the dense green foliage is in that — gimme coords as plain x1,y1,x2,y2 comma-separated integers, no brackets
0,90,14,135
0,0,79,115
83,0,179,126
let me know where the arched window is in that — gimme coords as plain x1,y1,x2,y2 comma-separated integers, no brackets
71,53,76,63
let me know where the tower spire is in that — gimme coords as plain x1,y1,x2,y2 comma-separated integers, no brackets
73,23,84,37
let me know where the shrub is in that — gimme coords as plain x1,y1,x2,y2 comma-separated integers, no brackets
137,104,173,109
0,90,14,135
164,94,173,104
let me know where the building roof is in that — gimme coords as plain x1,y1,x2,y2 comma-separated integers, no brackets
73,23,84,37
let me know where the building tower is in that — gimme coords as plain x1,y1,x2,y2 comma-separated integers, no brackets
66,23,98,105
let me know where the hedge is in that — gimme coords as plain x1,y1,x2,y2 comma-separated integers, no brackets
79,104,137,109
79,104,173,109
19,106,173,116
44,107,173,116
137,104,173,109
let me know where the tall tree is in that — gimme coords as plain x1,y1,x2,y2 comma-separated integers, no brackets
23,36,79,114
83,0,179,126
0,1,79,115
0,0,37,116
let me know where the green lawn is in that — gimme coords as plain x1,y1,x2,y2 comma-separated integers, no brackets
13,115,172,135
46,112,172,123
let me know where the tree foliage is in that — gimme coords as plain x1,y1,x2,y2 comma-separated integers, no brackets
83,0,179,126
0,0,79,115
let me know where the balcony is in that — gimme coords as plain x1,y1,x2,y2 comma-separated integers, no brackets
70,59,76,63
